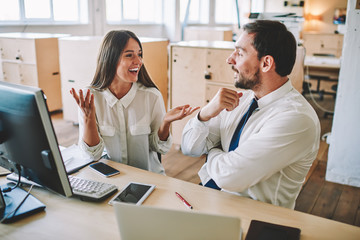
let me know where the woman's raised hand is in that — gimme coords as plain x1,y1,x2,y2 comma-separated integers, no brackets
70,88,96,120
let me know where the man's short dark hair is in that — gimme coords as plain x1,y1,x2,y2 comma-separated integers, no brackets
243,20,297,77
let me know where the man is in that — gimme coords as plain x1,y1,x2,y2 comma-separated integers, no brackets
181,20,320,209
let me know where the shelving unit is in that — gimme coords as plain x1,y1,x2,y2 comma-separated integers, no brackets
0,32,68,112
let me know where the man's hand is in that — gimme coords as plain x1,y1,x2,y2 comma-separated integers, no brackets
198,88,242,122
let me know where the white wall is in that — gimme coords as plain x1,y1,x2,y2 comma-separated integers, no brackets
326,0,360,187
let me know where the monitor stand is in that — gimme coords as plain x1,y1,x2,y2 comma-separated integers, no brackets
1,183,46,223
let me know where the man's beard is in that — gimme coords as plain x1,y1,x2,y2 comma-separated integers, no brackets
234,68,260,90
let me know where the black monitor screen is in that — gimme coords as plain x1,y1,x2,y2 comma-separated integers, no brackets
0,81,72,197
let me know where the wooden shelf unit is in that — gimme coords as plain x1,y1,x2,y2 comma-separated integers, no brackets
0,32,68,112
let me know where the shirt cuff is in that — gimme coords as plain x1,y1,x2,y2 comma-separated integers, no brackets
208,147,223,158
198,163,211,185
193,112,210,127
153,131,172,154
78,138,104,160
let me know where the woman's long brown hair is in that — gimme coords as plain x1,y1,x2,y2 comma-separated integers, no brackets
91,30,158,90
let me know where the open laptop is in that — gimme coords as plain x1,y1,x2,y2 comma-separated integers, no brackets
113,202,242,240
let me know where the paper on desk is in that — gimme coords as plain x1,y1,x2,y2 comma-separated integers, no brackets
0,166,11,176
5,145,94,186
61,144,95,174
305,56,341,66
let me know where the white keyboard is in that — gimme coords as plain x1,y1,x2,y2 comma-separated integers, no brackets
6,173,118,201
69,175,118,201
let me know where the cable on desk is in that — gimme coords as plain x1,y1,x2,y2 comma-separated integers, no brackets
0,184,34,223
1,164,22,193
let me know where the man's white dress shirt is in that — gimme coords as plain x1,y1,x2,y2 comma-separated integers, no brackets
182,80,320,209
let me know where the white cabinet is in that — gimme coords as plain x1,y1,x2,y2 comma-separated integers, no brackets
170,41,236,145
59,36,103,123
302,33,344,57
184,27,233,41
0,33,67,112
59,36,169,123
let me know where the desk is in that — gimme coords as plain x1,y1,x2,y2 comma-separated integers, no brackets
1,160,360,239
304,56,341,69
304,56,340,100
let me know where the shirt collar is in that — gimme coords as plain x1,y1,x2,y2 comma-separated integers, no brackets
103,82,138,108
257,79,293,109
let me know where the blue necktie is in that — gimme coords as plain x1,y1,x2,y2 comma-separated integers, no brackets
229,98,258,151
204,98,258,190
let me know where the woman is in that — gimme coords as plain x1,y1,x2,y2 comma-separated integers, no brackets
70,30,198,174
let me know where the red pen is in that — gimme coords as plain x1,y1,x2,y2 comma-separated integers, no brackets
175,192,193,210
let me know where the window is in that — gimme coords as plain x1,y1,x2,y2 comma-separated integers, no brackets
0,0,88,24
180,0,209,24
106,0,163,24
24,0,51,19
180,0,239,25
251,0,264,13
215,0,238,24
0,0,20,21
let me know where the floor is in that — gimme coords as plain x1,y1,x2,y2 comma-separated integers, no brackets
51,93,360,227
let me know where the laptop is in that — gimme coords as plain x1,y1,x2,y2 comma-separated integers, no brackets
113,202,242,240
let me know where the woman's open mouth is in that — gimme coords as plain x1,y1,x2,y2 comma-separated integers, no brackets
129,67,139,76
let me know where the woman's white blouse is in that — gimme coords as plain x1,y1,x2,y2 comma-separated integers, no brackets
78,82,172,175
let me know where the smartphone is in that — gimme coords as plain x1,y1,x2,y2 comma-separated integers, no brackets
245,220,301,240
108,182,155,205
89,162,120,177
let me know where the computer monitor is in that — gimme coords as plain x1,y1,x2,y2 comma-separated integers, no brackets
0,81,72,197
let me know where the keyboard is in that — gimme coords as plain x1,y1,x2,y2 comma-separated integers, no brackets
6,173,118,201
68,175,118,201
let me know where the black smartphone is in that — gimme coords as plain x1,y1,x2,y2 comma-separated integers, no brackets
108,182,155,205
245,220,301,240
89,162,120,177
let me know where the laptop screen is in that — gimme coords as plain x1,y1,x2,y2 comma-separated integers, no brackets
113,202,242,240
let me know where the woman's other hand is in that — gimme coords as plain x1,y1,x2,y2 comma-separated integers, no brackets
164,105,200,124
158,105,199,141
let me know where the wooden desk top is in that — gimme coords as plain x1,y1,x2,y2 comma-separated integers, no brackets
1,160,359,240
305,56,341,69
